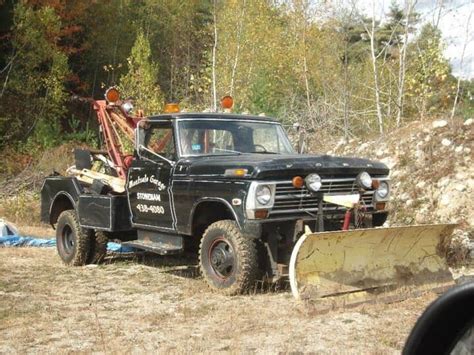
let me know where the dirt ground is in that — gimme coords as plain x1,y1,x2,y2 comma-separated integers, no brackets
0,226,444,353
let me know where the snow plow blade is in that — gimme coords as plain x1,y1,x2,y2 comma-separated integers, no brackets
289,224,457,306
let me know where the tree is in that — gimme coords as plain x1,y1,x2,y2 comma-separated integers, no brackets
0,3,69,148
406,24,450,118
119,30,163,115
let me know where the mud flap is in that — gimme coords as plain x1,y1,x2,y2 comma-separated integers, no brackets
289,224,457,305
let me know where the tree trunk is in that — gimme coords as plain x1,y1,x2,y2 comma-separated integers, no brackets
396,0,415,128
450,10,472,120
368,6,384,135
211,0,218,111
230,0,246,97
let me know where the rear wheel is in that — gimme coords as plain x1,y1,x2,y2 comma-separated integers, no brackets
199,220,258,295
56,210,90,266
87,231,109,264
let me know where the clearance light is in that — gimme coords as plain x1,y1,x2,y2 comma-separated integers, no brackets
105,87,120,103
224,168,248,177
221,95,234,110
164,103,180,113
292,176,304,189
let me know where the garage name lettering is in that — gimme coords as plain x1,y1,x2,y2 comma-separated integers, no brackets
128,174,166,191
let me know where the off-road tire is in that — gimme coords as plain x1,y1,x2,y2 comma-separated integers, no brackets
87,230,109,264
199,220,258,295
372,212,388,227
56,210,91,266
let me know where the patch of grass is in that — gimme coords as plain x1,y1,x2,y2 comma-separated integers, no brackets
0,193,41,225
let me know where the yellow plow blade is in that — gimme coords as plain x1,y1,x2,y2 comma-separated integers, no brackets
289,224,457,305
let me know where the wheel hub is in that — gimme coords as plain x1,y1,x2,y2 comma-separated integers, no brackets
209,239,235,278
62,225,74,254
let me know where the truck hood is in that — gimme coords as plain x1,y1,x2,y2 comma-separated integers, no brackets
182,154,389,179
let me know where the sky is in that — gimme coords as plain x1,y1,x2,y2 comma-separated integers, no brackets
357,0,474,79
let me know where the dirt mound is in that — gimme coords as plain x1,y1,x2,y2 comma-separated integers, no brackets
316,117,473,267
320,118,473,230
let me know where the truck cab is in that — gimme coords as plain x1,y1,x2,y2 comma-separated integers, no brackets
41,112,390,294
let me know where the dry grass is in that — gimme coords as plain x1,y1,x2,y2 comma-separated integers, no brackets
0,228,444,353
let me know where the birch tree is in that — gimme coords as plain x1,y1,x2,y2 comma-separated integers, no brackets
450,9,473,120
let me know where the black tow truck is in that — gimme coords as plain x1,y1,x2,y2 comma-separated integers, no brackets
41,112,390,294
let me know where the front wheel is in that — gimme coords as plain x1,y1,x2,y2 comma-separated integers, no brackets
199,220,259,295
56,210,91,266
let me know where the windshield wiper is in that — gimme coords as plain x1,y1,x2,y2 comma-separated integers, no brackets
249,151,279,154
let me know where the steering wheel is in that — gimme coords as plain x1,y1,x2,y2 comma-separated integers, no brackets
253,144,268,153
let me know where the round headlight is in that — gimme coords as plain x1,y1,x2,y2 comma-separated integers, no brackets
305,173,322,192
256,185,272,205
357,171,372,189
122,101,134,114
375,181,389,199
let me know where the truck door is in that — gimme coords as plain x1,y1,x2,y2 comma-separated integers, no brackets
127,122,176,230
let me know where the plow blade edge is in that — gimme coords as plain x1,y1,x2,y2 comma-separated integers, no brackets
289,224,457,304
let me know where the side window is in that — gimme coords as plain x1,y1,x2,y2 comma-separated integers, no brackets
146,126,176,160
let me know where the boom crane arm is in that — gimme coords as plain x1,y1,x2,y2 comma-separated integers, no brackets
68,88,142,189
92,99,140,179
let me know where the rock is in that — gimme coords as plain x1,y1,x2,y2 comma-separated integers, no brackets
433,119,448,129
416,181,426,189
441,138,452,147
406,199,414,207
439,193,451,206
454,183,466,192
464,118,473,126
455,146,463,153
400,192,410,201
358,142,369,152
415,212,428,224
380,157,397,169
456,172,468,180
437,177,450,188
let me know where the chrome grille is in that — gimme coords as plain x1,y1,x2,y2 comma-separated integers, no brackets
270,178,374,216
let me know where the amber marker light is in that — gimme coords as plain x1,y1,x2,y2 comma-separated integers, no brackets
375,202,386,210
292,176,304,189
224,168,248,177
105,87,120,103
164,103,180,113
254,209,269,219
221,95,234,110
372,179,380,189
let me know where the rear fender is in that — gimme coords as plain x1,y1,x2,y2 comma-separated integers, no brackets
40,177,83,226
49,192,76,225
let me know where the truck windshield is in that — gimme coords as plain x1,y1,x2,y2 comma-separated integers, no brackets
177,119,295,156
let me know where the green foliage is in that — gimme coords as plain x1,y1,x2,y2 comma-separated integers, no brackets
0,0,465,156
406,24,451,117
0,3,68,149
119,30,163,115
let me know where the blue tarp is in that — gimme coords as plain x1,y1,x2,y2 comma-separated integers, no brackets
0,235,135,253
